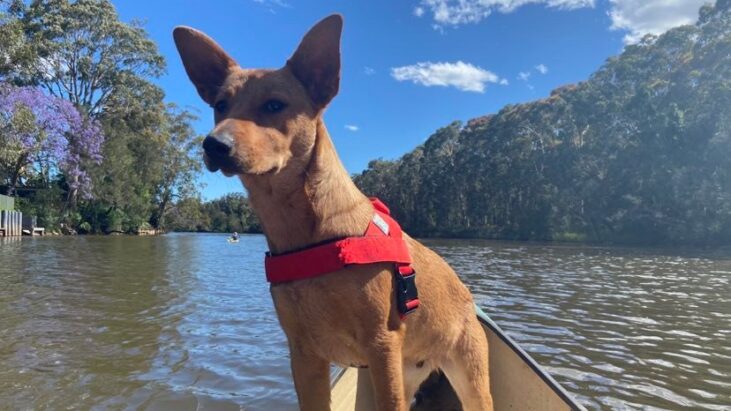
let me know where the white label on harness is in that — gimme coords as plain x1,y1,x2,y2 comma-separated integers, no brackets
372,214,390,235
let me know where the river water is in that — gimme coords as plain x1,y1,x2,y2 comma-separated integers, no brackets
0,233,729,410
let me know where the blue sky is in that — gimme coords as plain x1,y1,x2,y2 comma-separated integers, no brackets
113,0,710,200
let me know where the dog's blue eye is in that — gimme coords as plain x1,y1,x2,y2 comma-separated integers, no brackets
214,100,228,114
264,100,286,113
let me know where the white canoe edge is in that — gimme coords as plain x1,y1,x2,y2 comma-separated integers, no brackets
331,305,586,411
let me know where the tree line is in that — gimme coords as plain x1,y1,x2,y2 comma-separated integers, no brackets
166,194,261,234
354,1,731,245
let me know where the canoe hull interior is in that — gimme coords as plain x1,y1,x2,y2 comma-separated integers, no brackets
330,307,584,411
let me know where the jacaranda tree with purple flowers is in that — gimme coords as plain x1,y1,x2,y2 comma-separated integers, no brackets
1,1,202,234
0,83,104,199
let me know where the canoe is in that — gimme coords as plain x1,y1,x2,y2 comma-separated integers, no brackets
331,306,585,411
227,238,240,243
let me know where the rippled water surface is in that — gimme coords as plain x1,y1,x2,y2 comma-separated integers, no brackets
1,234,729,410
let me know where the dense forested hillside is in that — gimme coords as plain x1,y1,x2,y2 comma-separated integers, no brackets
355,1,731,245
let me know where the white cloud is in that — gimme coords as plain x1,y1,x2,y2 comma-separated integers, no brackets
252,0,289,5
499,78,509,85
363,66,376,75
416,0,708,45
608,0,708,44
414,6,425,17
517,71,531,81
416,0,595,26
535,63,548,74
251,0,290,12
391,61,501,93
344,125,359,132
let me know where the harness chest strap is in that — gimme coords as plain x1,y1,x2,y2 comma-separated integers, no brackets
264,198,420,317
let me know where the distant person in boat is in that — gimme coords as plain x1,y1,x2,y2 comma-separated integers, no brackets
231,231,239,241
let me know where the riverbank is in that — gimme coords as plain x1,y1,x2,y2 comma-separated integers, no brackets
21,227,731,250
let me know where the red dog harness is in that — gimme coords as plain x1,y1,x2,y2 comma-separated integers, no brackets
265,198,420,317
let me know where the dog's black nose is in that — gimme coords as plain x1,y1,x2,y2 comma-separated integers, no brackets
203,134,233,157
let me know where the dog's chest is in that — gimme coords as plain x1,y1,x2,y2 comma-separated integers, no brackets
272,287,374,366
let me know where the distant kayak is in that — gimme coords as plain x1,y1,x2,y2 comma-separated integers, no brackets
227,238,240,243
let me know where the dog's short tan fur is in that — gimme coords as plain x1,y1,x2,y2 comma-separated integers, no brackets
173,15,493,411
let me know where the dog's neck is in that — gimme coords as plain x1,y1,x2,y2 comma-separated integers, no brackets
242,119,373,254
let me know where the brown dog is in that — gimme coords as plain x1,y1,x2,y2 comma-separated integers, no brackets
173,15,493,411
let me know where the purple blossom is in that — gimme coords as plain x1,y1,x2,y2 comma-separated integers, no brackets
0,83,104,199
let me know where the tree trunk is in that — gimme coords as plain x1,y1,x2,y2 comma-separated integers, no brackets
6,153,28,196
156,192,172,229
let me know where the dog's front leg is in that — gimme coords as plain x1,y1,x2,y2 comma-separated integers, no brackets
290,347,331,411
366,332,408,411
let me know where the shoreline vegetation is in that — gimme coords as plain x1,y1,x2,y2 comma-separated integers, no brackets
2,1,730,245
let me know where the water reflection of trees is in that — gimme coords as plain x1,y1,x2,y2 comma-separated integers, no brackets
0,235,196,409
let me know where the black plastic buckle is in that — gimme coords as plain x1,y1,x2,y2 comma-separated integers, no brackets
396,265,419,316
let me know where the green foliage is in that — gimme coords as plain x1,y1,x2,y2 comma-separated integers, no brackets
3,0,165,115
150,105,204,229
354,2,731,245
0,1,35,77
15,183,64,229
167,194,262,234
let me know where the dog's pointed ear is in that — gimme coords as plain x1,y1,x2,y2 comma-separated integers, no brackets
173,26,237,105
287,14,343,109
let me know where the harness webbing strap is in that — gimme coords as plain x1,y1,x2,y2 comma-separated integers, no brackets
264,198,420,317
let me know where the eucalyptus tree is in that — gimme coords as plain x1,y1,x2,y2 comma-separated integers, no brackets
2,0,164,117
